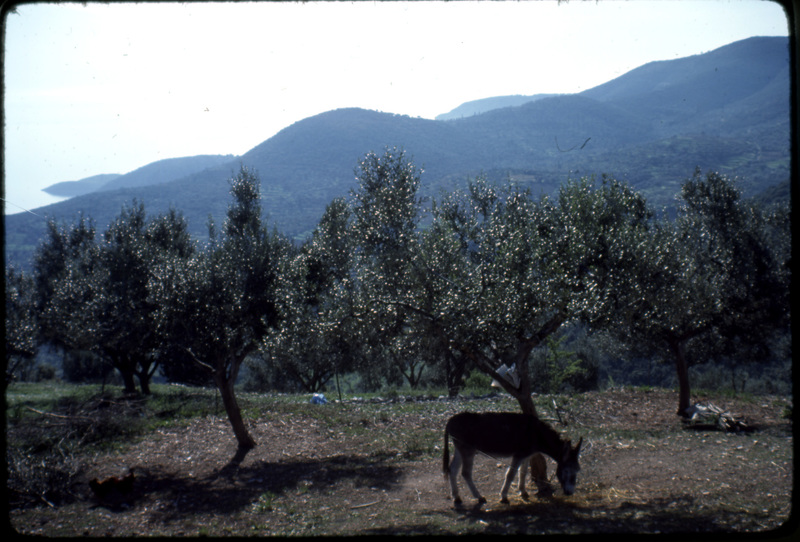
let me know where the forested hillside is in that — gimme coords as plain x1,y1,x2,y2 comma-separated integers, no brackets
5,36,790,268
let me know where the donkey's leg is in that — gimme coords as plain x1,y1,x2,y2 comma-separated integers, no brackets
460,447,486,504
449,447,463,504
517,456,530,500
530,453,552,495
500,456,526,503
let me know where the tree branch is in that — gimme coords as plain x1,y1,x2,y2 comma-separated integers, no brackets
181,346,216,374
519,311,566,351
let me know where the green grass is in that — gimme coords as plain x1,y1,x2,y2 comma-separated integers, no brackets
6,381,102,413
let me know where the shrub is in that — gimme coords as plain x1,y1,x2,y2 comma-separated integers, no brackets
462,370,492,394
7,441,84,508
530,336,599,394
7,406,88,508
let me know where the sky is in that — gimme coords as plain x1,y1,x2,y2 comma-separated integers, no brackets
2,0,790,215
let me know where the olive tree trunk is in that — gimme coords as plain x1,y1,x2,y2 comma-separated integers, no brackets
214,360,256,450
669,337,692,418
187,348,257,451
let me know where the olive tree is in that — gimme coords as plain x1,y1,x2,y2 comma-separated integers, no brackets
418,176,652,414
592,170,791,416
32,215,116,386
93,203,194,394
262,197,359,393
150,166,284,450
402,175,640,488
674,171,789,412
5,266,39,387
31,204,194,394
347,148,432,385
33,214,99,356
346,158,651,487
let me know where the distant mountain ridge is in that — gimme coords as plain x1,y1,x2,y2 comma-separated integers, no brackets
43,174,122,198
42,154,237,197
5,36,790,268
435,94,561,120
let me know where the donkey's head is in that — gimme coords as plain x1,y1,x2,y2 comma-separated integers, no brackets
555,437,582,495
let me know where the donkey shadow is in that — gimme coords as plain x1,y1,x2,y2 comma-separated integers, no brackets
447,493,724,534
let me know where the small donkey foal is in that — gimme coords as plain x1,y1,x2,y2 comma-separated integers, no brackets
442,412,582,505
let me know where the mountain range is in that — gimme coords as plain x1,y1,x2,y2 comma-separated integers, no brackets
4,36,791,268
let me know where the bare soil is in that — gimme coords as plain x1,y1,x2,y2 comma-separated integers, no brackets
8,388,795,537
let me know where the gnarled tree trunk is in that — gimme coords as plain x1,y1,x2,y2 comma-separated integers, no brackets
215,369,256,450
669,337,692,418
116,357,139,395
187,348,257,451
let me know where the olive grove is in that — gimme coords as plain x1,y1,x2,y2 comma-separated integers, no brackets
9,151,790,451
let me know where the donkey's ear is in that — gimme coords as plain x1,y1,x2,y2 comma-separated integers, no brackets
574,437,583,454
562,440,572,460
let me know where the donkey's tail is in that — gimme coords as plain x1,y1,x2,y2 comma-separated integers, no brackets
442,429,451,478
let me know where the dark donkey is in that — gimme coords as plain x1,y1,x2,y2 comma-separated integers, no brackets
443,412,582,504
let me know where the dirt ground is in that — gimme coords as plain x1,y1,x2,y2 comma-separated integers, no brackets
8,388,795,537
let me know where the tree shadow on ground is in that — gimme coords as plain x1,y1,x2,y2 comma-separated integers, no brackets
133,453,403,524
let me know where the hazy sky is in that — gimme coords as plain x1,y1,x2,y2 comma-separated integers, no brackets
2,0,790,215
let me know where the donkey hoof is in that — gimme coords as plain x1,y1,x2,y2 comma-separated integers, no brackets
478,496,487,504
520,491,530,501
536,486,554,497
453,497,462,506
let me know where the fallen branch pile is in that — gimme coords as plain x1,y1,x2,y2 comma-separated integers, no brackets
684,402,749,432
